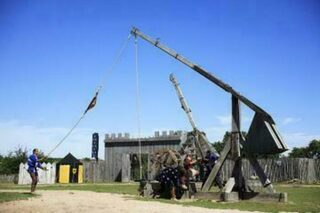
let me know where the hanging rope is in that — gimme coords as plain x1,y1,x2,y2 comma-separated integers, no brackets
42,34,132,160
45,115,85,159
134,36,143,180
98,34,133,93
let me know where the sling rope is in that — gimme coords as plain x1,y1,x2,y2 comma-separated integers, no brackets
42,34,132,160
45,114,85,158
98,33,133,93
134,36,143,180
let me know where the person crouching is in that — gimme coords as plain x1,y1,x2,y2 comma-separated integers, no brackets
156,166,187,200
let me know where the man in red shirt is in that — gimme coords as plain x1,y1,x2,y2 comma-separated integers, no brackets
184,153,199,180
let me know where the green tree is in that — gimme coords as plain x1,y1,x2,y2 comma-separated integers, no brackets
212,131,247,153
0,147,28,174
212,131,282,159
212,141,224,153
307,140,320,159
288,139,320,159
289,147,307,158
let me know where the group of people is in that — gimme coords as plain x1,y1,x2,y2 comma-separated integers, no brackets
27,147,222,197
156,150,223,200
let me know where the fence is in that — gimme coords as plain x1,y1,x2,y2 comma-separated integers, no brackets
81,157,320,184
0,174,17,183
18,162,56,184
15,158,320,184
220,158,320,183
82,160,105,182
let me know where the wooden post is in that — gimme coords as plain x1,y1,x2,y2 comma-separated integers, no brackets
231,95,241,159
248,156,274,193
93,161,96,183
147,154,150,181
231,96,244,196
201,139,231,191
121,154,131,182
202,96,244,193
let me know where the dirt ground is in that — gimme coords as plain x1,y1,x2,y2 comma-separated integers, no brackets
0,190,260,213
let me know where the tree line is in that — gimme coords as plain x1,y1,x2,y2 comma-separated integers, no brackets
0,147,59,175
0,133,319,175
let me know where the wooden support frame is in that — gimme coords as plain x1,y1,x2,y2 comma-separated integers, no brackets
202,96,275,197
132,27,287,201
231,95,241,159
201,139,231,191
248,156,274,193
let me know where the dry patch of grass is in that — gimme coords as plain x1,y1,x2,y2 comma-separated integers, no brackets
1,183,320,212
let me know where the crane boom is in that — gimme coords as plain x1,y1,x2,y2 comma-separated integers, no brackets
131,27,274,124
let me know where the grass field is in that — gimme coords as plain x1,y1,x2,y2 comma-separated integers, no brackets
0,183,138,194
0,183,319,212
0,192,37,203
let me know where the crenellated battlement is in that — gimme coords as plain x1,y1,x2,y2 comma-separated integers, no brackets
104,130,183,142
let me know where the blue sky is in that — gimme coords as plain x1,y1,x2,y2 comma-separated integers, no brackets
1,0,319,158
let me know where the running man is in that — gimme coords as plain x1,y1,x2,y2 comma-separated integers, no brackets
27,148,46,193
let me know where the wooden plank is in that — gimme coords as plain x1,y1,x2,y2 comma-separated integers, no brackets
202,139,231,191
231,95,241,159
243,192,287,203
231,158,245,193
224,177,235,193
248,156,274,193
194,192,221,200
121,154,131,182
222,192,239,202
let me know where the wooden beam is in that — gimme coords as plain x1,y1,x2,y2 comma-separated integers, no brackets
231,95,241,159
248,156,275,193
224,177,235,193
202,139,231,192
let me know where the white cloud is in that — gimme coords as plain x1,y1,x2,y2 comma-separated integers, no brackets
282,117,301,125
0,120,102,159
204,115,232,143
216,114,251,126
216,115,231,126
204,126,230,143
282,132,320,148
211,114,251,141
